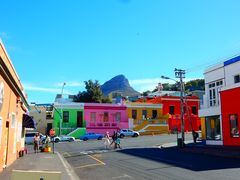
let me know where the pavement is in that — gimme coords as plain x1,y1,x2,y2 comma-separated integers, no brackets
0,148,79,180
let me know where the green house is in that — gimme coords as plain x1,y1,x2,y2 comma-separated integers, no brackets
53,103,86,138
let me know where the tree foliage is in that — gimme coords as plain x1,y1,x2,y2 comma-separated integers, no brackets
74,80,112,103
150,79,205,93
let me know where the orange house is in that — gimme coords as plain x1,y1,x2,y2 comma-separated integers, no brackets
0,40,31,172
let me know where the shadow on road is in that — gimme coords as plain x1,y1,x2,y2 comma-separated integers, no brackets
117,147,240,171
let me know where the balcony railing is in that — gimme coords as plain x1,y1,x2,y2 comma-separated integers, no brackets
88,122,119,127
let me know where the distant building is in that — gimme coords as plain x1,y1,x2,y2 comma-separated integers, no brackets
126,102,169,135
29,104,54,135
199,55,240,146
85,103,128,136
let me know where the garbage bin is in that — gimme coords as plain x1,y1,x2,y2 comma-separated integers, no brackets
177,138,185,148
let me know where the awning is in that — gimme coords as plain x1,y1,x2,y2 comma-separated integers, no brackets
22,114,36,129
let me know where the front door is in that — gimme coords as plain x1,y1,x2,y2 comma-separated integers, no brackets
46,123,52,135
77,111,83,127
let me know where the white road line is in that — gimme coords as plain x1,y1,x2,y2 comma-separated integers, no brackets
56,152,79,180
112,174,133,179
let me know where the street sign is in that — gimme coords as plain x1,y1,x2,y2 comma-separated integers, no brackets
49,128,55,136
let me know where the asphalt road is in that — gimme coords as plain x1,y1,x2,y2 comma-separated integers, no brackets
54,134,240,180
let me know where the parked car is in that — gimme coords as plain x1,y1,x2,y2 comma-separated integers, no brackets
119,129,140,138
25,132,46,144
80,133,104,141
58,135,75,142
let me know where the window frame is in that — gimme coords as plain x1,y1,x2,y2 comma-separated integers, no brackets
229,114,239,138
63,111,69,123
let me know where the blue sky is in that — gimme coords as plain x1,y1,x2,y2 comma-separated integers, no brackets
1,0,240,103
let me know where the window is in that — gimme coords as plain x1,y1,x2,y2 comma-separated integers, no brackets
103,112,109,122
152,110,157,119
90,112,96,123
234,75,240,84
63,111,69,123
11,113,16,128
46,112,52,119
142,110,147,119
169,106,175,115
230,114,239,138
192,106,197,115
116,112,121,122
132,110,137,119
205,116,221,140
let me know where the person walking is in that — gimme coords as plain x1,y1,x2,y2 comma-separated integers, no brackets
33,133,40,153
110,131,117,149
104,131,111,149
115,135,121,149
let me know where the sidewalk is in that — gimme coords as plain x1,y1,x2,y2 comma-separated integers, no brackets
0,150,79,180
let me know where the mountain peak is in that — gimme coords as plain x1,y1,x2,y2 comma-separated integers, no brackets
101,75,140,97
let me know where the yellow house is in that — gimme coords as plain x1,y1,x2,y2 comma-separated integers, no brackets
126,102,169,135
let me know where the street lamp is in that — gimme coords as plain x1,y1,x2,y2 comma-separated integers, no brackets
59,82,66,136
161,70,185,148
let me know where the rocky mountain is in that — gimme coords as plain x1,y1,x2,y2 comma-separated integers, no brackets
101,75,140,97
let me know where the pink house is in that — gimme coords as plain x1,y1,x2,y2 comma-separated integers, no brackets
84,103,128,136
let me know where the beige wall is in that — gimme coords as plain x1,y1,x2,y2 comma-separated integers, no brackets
29,106,53,135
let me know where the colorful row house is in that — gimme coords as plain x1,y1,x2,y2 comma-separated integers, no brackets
126,102,169,135
85,103,128,136
53,103,86,138
135,95,201,133
199,55,240,146
0,40,33,172
53,102,128,137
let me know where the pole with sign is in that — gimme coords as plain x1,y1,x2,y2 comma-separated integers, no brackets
49,128,55,154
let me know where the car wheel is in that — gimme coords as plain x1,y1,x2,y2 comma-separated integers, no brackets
69,138,74,142
55,139,60,143
97,136,102,140
120,134,124,138
133,133,138,137
83,137,88,141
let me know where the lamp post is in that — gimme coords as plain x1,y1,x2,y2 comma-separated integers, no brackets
59,82,66,136
161,69,185,148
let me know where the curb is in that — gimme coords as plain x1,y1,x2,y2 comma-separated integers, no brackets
56,152,80,180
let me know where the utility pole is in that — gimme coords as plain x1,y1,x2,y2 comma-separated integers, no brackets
175,68,185,147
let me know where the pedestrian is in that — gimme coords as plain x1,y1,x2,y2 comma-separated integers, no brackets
110,131,117,149
115,134,121,149
104,131,111,149
33,133,40,153
193,131,199,144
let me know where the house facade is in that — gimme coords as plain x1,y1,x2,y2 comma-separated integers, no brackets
160,96,201,133
29,104,54,135
0,40,31,172
199,55,240,146
53,103,86,138
126,102,169,135
85,103,128,136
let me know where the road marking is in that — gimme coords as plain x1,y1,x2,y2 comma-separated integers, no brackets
75,163,103,169
88,154,106,165
74,154,105,169
62,152,71,157
112,174,133,179
56,152,79,180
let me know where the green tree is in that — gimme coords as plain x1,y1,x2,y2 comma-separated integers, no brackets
74,80,112,103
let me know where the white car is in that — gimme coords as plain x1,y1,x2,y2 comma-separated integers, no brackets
48,135,75,143
25,132,46,144
119,129,140,138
